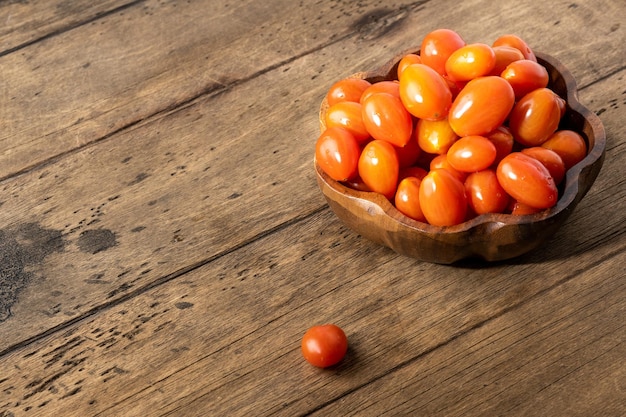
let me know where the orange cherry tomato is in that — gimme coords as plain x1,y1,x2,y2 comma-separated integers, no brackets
509,88,563,147
501,59,549,99
447,135,497,172
358,139,400,199
509,200,543,215
395,177,426,222
301,324,348,368
492,34,537,62
361,92,413,147
395,136,421,168
326,78,372,106
449,76,515,137
490,45,525,75
325,101,370,143
360,81,400,103
399,63,452,120
430,154,467,183
399,165,428,182
445,43,496,82
486,125,514,166
414,117,458,154
316,127,361,181
496,152,558,209
397,53,422,79
541,130,587,170
465,169,509,214
420,28,465,75
521,147,566,185
419,169,467,226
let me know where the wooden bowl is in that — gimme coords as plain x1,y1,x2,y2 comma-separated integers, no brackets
315,49,606,264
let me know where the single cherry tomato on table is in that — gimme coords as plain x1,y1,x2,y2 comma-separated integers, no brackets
448,76,515,137
315,127,360,182
301,324,348,368
419,169,467,226
496,152,558,209
420,28,466,75
361,92,413,147
399,63,452,120
509,88,564,147
358,139,400,199
326,78,372,106
445,43,496,82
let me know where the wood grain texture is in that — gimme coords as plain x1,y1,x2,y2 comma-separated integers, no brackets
0,0,624,415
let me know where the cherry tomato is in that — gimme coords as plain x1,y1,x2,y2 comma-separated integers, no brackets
395,177,426,222
521,147,566,185
414,118,458,154
399,165,428,182
360,81,400,103
509,200,543,215
343,175,371,192
445,43,496,82
326,78,372,106
501,59,549,99
397,53,422,79
325,101,370,143
399,63,452,120
395,136,421,168
301,324,348,368
492,34,537,62
316,127,360,181
490,45,525,75
420,28,465,75
486,125,514,166
362,92,413,147
447,135,497,172
509,88,563,146
419,169,467,226
541,130,587,170
430,154,467,183
449,76,515,137
358,139,400,199
465,169,509,214
496,152,558,209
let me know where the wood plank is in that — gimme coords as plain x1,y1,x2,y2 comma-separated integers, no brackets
0,210,623,415
0,0,137,54
0,0,624,354
0,0,623,179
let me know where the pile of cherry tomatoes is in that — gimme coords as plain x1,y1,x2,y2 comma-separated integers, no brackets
316,29,588,226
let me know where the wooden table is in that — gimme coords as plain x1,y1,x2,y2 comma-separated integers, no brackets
0,1,624,415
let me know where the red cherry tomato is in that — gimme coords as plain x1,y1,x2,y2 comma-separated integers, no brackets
361,92,413,147
509,200,543,215
315,127,360,181
399,165,428,182
399,63,452,120
419,169,467,226
414,118,458,155
326,78,372,106
420,28,465,75
521,147,566,185
360,81,400,103
492,34,537,62
358,139,400,199
301,324,348,368
395,177,426,222
395,136,422,169
465,169,510,214
486,125,514,166
325,101,370,143
496,152,558,209
501,59,549,99
509,88,563,147
445,43,496,82
397,53,422,79
449,76,515,137
446,135,497,172
430,154,467,183
541,130,587,170
490,45,525,75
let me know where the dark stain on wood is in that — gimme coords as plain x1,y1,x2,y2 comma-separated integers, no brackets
77,229,117,254
0,223,66,322
174,301,194,309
